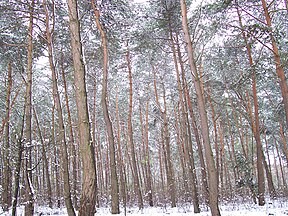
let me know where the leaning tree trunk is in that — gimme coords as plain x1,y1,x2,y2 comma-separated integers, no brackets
236,6,265,205
11,108,25,216
33,107,52,207
169,25,200,212
180,0,220,215
67,0,97,214
177,35,210,205
261,0,288,128
116,88,127,212
91,0,119,213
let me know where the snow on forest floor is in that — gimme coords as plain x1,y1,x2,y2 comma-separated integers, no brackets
1,199,288,216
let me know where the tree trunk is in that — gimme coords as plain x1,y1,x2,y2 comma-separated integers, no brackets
174,108,189,201
279,122,288,165
12,109,25,216
61,54,79,209
67,0,97,214
186,119,200,212
24,1,35,214
153,70,177,207
126,46,143,209
116,88,127,213
176,34,209,206
139,97,153,207
2,61,13,212
274,134,288,194
261,0,288,128
261,149,276,198
51,104,61,208
91,76,100,208
144,99,153,207
44,1,76,213
237,6,265,205
226,110,238,182
272,143,281,190
180,0,220,215
218,120,225,197
91,1,120,213
157,135,165,202
169,26,200,211
33,107,52,207
207,88,220,187
245,90,265,206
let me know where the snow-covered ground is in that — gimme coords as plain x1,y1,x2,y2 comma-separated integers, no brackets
1,199,288,216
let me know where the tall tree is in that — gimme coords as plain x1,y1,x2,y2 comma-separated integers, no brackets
11,108,25,216
91,0,120,213
24,1,35,215
144,96,153,207
260,0,288,128
236,3,265,205
126,46,144,209
43,0,75,214
153,69,177,208
33,107,52,208
180,0,221,215
61,55,78,208
169,25,200,212
67,0,97,214
2,61,12,212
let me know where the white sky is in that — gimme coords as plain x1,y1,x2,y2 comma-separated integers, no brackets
134,0,148,3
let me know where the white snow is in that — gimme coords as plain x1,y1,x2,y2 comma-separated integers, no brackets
1,199,288,216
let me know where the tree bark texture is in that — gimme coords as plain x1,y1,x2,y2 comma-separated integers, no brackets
24,1,35,214
61,54,79,208
67,0,97,214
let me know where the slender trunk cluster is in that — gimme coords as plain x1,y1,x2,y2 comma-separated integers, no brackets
44,1,75,214
153,69,177,208
126,47,144,210
91,0,120,213
180,0,221,215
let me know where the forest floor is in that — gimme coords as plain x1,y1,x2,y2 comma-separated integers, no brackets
1,199,288,215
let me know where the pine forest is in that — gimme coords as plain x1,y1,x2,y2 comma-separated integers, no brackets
0,0,288,215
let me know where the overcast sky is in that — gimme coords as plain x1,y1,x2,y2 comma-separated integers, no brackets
134,0,148,3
